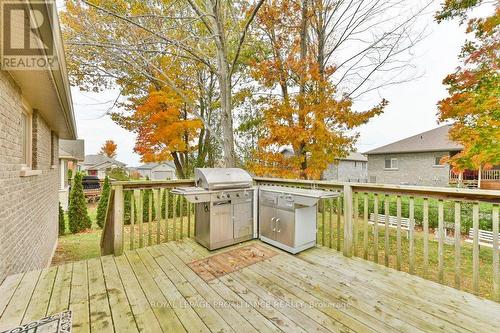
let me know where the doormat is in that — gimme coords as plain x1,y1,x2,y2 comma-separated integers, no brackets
189,244,277,281
1,310,72,333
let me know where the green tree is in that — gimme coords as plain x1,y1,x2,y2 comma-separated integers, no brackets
142,177,156,222
96,176,110,228
58,202,66,235
67,168,73,183
68,172,91,233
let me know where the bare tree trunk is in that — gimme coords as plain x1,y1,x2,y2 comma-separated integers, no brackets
212,2,237,167
218,70,236,167
297,0,309,179
171,152,186,179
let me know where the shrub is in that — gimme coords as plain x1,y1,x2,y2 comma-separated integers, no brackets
58,202,66,235
67,168,73,183
107,167,129,181
143,189,156,221
68,172,92,233
161,190,176,218
96,176,110,228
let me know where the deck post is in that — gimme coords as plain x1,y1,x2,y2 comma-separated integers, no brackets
113,185,124,256
343,185,353,257
478,165,482,189
493,205,499,302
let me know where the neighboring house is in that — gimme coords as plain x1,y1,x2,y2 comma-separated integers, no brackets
322,152,368,182
365,125,463,187
136,162,177,180
279,147,367,182
0,2,76,281
80,154,127,179
58,139,85,210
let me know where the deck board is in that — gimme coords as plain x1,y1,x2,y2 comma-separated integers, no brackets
22,266,57,324
1,238,499,332
87,258,113,332
0,270,40,331
300,247,500,329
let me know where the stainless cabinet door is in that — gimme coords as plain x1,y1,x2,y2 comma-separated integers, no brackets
210,202,233,244
233,200,253,239
276,209,295,247
259,204,275,239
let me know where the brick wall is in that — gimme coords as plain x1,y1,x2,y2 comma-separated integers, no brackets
0,70,60,282
367,152,451,187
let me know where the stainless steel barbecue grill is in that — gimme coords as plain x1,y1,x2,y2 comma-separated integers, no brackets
172,168,256,250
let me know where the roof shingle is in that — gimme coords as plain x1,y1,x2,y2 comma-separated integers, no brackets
364,125,463,155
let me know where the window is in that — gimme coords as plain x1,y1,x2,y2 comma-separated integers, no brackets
21,109,32,167
434,155,446,167
50,131,56,167
384,157,398,169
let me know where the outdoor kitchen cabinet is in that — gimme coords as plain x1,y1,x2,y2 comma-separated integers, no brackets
194,192,255,250
259,187,339,254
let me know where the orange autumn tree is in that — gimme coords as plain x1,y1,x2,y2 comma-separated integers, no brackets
436,1,500,172
249,0,386,179
120,89,202,179
99,140,117,158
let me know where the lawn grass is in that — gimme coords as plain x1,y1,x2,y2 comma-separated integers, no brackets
51,204,101,265
51,203,192,266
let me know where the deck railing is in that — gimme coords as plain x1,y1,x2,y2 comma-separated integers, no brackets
101,177,500,301
101,179,195,256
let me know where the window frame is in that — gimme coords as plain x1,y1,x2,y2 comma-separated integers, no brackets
20,107,32,169
433,155,446,167
384,157,399,170
19,104,41,177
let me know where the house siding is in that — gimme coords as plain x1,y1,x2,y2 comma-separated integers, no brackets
323,160,367,182
137,164,177,180
367,151,451,187
0,70,59,282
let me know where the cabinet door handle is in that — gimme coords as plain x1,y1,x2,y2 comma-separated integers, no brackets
271,217,276,231
276,218,281,232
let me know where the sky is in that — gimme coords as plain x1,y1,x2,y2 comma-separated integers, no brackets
70,2,471,167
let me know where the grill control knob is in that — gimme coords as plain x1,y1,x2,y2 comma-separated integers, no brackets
217,195,221,199
227,194,231,198
236,193,240,197
195,196,199,201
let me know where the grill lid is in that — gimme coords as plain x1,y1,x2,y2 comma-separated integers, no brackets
195,168,253,190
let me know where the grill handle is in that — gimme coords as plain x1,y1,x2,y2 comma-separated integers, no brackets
213,200,231,206
210,182,250,189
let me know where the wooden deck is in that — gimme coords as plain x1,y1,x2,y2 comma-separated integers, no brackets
1,239,499,333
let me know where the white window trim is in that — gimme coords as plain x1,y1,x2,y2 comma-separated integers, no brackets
384,157,399,170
